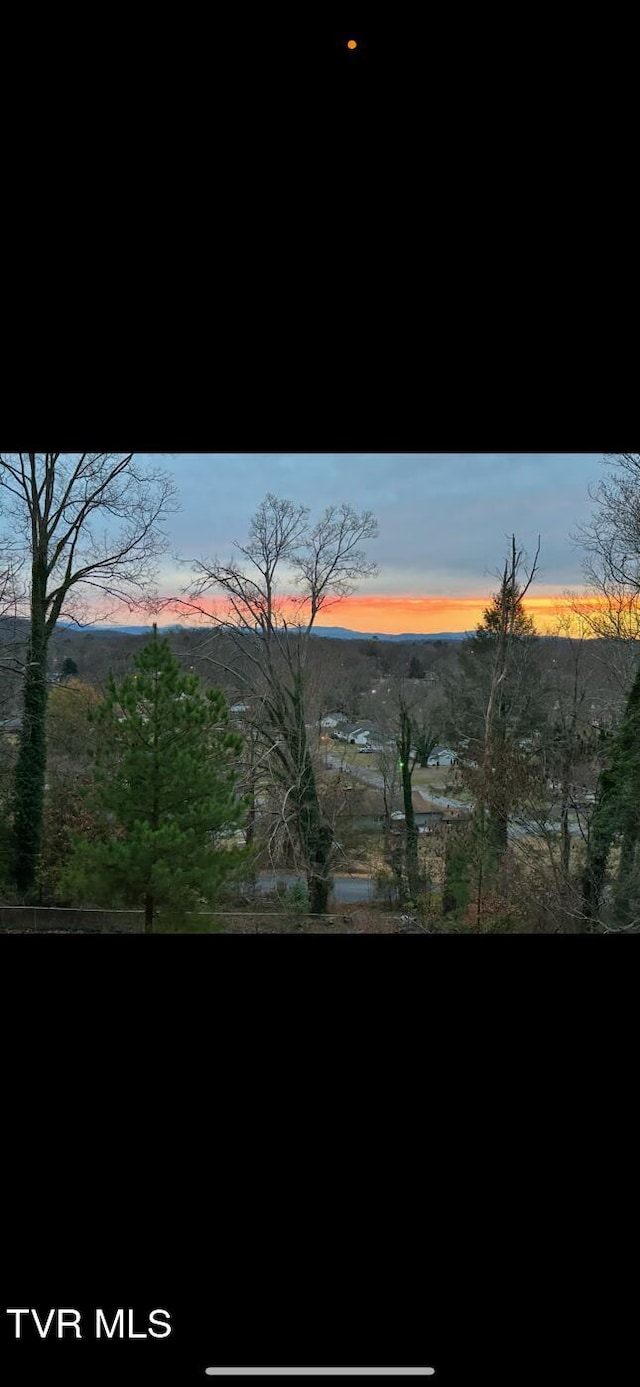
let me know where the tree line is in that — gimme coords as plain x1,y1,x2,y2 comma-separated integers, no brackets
0,458,377,925
2,451,640,931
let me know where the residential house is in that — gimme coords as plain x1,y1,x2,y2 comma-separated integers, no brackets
351,728,373,747
333,721,362,742
346,720,377,746
391,791,471,832
320,712,348,729
426,747,457,767
411,791,447,829
332,719,388,748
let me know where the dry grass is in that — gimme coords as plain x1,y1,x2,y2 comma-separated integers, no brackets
1,904,413,934
220,904,414,933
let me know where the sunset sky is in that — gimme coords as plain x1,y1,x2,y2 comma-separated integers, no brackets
146,453,604,635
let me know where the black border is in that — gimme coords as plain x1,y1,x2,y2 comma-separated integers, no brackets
2,15,636,1369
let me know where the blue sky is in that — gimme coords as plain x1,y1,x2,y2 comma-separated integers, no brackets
151,453,604,607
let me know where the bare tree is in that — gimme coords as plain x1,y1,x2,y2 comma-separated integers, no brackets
0,545,27,699
445,536,541,928
535,610,601,882
0,451,177,892
376,740,401,857
395,688,438,900
575,454,640,595
0,543,27,851
493,610,603,933
178,494,378,914
481,537,540,811
571,453,640,689
569,456,640,927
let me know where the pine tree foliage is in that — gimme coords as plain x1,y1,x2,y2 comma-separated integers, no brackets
62,629,246,930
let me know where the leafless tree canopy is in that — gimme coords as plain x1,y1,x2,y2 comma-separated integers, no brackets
188,493,377,637
567,453,640,693
0,546,26,658
482,534,540,750
177,494,378,913
0,452,178,628
1,451,178,893
576,453,640,586
572,453,640,633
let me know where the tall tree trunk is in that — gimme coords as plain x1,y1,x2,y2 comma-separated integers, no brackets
13,559,49,894
560,762,572,878
382,810,391,859
485,714,509,857
145,892,155,933
389,836,404,897
286,676,333,916
474,807,487,928
308,865,331,914
401,760,420,898
397,700,420,899
487,804,508,856
245,788,256,849
582,770,615,925
306,818,333,914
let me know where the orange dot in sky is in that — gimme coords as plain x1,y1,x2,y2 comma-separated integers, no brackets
347,39,357,50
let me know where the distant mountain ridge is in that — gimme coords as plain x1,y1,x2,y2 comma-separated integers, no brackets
52,621,472,642
312,627,472,642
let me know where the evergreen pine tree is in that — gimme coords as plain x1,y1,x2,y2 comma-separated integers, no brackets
476,578,535,641
62,627,247,931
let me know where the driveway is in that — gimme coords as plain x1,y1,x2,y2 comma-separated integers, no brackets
325,752,470,810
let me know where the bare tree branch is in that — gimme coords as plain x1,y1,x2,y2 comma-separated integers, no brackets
0,451,178,893
176,494,378,913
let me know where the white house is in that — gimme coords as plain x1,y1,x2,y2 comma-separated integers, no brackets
426,747,457,767
333,722,358,742
332,721,381,746
320,712,348,729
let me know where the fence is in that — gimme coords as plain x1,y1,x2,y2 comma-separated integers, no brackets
0,905,338,933
0,905,145,932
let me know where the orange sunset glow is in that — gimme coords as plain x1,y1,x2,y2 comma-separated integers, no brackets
157,592,610,636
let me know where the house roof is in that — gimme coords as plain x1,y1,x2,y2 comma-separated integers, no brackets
411,790,445,815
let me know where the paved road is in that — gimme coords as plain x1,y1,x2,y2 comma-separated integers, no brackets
508,817,582,840
256,871,374,904
326,752,584,838
325,753,470,810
